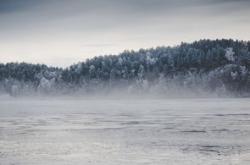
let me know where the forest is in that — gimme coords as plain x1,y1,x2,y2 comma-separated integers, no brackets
1,39,250,97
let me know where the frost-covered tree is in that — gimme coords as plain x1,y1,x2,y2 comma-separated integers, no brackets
0,39,250,96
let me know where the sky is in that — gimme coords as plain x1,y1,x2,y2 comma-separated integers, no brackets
0,0,250,67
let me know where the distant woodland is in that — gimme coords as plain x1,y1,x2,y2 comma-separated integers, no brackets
1,39,250,97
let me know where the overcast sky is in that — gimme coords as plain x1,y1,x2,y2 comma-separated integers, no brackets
0,0,250,67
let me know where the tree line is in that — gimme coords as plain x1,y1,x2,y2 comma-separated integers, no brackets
0,39,249,96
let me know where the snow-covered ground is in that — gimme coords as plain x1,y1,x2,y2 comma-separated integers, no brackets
0,98,250,165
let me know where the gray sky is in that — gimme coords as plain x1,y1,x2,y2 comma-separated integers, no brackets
0,0,250,67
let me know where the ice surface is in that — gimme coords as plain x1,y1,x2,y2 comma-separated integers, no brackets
0,98,250,165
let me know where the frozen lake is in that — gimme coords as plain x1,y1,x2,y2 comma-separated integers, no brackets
0,98,250,165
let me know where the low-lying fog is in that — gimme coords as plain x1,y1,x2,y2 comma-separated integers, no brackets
0,97,250,165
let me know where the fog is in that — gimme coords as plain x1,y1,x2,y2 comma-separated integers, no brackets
0,86,237,100
0,0,249,164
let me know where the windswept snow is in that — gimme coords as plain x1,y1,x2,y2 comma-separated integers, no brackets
0,98,250,165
